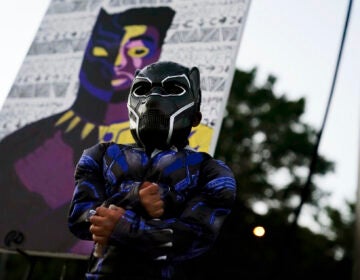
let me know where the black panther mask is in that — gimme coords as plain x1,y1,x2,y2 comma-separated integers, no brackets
127,61,202,151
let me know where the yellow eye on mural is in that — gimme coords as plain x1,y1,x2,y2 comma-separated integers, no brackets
92,46,109,57
127,46,149,58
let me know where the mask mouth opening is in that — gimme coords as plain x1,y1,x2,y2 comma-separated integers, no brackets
131,106,195,151
139,109,169,130
136,109,170,150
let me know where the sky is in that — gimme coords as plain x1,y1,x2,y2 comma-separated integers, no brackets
0,0,359,227
236,0,360,223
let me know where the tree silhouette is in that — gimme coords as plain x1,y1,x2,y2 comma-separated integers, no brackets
206,68,354,280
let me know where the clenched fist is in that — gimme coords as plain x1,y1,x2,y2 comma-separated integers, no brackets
89,205,125,245
139,182,164,218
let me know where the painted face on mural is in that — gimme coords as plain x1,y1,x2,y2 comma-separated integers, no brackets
110,25,160,92
79,8,175,103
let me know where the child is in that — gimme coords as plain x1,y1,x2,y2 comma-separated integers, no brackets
68,61,236,279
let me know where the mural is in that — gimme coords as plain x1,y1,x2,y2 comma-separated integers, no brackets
0,0,250,256
0,5,175,256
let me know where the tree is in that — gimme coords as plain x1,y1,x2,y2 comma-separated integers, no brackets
216,68,334,212
206,68,354,279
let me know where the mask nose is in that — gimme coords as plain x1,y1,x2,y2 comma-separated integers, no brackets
141,93,176,114
148,85,167,95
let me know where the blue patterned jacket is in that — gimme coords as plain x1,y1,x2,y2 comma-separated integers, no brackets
68,142,236,279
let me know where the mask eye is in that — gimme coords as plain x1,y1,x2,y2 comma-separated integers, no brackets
163,82,186,95
132,82,151,96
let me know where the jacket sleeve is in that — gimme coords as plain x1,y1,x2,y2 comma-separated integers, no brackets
67,142,110,240
68,142,145,240
108,158,236,262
